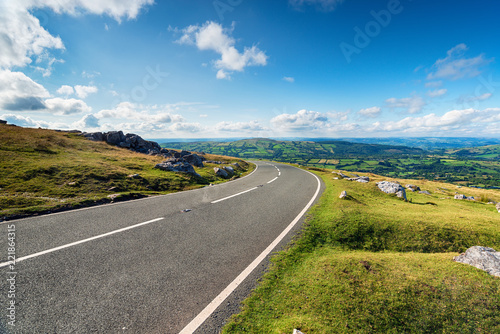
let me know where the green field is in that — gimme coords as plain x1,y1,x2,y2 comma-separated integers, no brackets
223,169,500,333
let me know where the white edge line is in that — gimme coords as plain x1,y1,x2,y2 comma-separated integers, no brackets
210,187,259,204
0,217,165,268
179,167,322,334
267,177,278,184
1,163,259,225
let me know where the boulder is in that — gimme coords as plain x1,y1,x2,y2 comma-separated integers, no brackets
83,132,104,141
105,131,126,145
339,191,347,199
154,161,200,177
406,184,421,192
453,246,500,277
183,154,205,168
214,167,229,179
0,120,7,125
232,162,240,168
454,194,466,200
496,202,500,213
224,166,235,174
376,181,407,200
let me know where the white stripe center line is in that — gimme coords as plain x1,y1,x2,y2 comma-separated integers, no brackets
0,217,165,268
267,177,278,184
210,187,259,204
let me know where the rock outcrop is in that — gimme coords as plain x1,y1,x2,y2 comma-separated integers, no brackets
83,131,164,155
454,194,475,200
376,181,407,200
154,160,200,177
453,246,500,277
347,176,369,183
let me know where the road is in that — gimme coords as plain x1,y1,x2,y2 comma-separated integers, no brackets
0,161,323,333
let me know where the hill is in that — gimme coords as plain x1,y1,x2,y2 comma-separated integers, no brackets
223,168,500,333
0,124,253,220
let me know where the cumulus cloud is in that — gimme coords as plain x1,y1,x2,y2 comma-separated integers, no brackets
386,96,426,114
73,114,100,129
427,89,447,98
289,0,345,12
0,69,49,111
283,76,295,83
96,102,184,123
271,109,329,132
215,120,266,132
176,21,268,79
44,98,92,115
427,44,493,81
0,0,154,70
74,85,98,99
358,107,381,118
57,85,75,96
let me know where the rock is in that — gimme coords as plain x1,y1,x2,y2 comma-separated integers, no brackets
128,174,140,179
357,176,369,183
333,177,339,180
107,186,119,191
293,330,306,334
406,184,421,192
496,202,500,213
105,131,126,145
419,190,431,195
232,162,240,168
67,182,77,186
83,132,104,141
183,154,205,167
155,161,200,177
214,167,229,179
107,194,121,201
224,166,235,174
376,181,407,200
454,194,466,200
339,191,347,199
0,120,7,125
453,246,500,277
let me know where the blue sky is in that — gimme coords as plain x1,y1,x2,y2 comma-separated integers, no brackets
1,0,499,139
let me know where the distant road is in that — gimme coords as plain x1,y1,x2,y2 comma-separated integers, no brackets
0,161,323,333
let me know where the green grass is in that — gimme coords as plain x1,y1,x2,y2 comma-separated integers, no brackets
222,169,500,333
0,125,254,219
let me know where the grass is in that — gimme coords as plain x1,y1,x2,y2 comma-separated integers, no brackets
0,125,254,219
222,168,500,333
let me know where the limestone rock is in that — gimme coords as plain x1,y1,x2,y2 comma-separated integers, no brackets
214,167,229,179
497,202,500,213
339,191,347,199
224,166,235,175
183,154,205,167
293,330,306,334
453,246,500,277
419,190,431,195
376,181,407,200
406,184,421,192
155,161,200,177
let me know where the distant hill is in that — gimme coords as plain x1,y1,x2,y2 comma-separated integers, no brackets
161,138,425,162
332,137,500,150
447,145,500,160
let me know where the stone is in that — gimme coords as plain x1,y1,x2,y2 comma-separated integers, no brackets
183,154,205,167
107,194,121,201
453,246,500,277
83,132,104,141
496,202,500,213
0,120,7,125
419,190,431,195
293,330,306,334
339,191,347,199
406,184,421,192
454,194,466,200
155,161,200,177
105,131,125,145
214,167,229,178
224,166,235,174
128,174,140,179
232,162,240,168
376,181,407,200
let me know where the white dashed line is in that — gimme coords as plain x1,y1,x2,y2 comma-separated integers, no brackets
267,177,278,184
210,187,259,204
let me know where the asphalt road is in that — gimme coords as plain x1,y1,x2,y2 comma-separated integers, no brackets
0,161,323,333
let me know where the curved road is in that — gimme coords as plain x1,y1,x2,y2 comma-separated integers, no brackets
0,161,323,333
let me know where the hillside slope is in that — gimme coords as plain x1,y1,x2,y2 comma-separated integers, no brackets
0,124,252,220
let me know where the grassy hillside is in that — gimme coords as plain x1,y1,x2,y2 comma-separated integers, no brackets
0,124,253,220
223,168,500,333
447,144,500,160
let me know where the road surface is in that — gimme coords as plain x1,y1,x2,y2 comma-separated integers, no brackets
0,161,323,333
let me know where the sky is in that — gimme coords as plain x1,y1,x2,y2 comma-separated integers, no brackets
1,0,500,139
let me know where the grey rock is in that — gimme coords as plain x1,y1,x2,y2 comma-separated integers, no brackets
454,194,466,200
224,166,235,174
83,132,104,141
419,190,431,195
496,202,500,213
128,174,140,179
105,131,126,145
376,181,407,200
214,167,229,179
406,184,421,192
183,154,205,167
0,120,7,125
339,191,347,199
232,162,240,168
293,330,306,334
155,161,200,177
453,246,500,277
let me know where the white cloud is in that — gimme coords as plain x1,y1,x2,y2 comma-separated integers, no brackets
283,76,295,83
467,93,492,102
73,114,100,129
271,109,329,132
0,113,69,129
168,122,204,133
176,21,268,80
215,120,265,132
386,96,426,114
428,89,447,98
358,107,381,118
0,69,49,111
289,0,345,12
57,85,75,96
74,85,98,99
427,44,493,81
425,81,443,88
44,98,92,115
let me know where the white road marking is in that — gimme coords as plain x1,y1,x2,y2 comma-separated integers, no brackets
0,218,165,268
267,177,278,184
210,187,259,204
179,167,322,334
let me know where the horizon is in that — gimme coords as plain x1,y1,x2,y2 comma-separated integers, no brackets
1,0,499,138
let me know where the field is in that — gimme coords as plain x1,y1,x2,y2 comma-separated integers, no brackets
223,168,500,333
0,125,253,220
